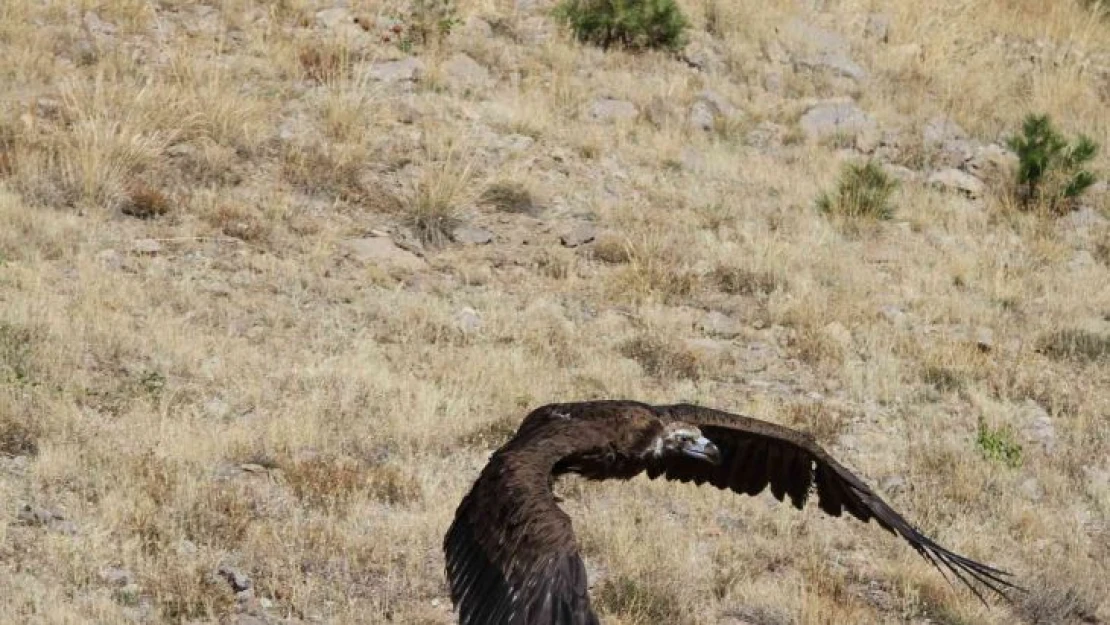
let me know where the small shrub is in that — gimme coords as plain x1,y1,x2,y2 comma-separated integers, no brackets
1036,328,1110,363
121,183,171,219
1007,113,1098,214
975,419,1023,468
480,181,540,215
711,265,780,296
555,0,689,51
595,575,689,624
816,160,897,220
619,336,701,380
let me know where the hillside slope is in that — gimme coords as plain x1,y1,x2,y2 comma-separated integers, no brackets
0,0,1108,623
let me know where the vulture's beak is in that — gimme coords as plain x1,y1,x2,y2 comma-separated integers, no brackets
682,436,721,465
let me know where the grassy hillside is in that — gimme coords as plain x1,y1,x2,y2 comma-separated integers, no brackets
1,0,1108,623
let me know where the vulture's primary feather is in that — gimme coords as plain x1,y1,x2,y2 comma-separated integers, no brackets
444,401,1020,624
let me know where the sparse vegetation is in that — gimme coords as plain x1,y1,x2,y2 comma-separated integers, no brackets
976,419,1023,468
0,0,1106,623
555,0,689,50
817,160,898,220
1037,328,1110,362
1007,113,1099,213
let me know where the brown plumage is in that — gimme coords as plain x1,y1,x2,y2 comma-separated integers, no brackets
444,400,1019,624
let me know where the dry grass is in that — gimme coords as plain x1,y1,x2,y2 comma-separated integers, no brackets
0,0,1108,623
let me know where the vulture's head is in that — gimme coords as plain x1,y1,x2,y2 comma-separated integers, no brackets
652,421,721,465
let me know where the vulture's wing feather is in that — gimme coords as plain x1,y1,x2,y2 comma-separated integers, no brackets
445,451,599,625
652,404,1021,602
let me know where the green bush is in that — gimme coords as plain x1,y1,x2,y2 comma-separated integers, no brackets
816,160,898,220
1006,113,1098,214
976,419,1023,468
555,0,689,51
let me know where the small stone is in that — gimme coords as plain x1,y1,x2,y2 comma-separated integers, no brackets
975,327,995,352
130,239,163,255
927,168,985,199
587,98,638,123
560,224,597,248
879,475,907,495
696,311,743,339
688,101,717,132
96,249,123,269
822,322,853,351
799,100,877,144
455,307,482,334
315,7,352,29
1019,400,1056,454
83,11,117,35
682,338,729,361
341,237,425,271
1068,250,1095,270
966,144,1018,186
441,53,491,92
452,225,494,245
865,13,891,42
1019,477,1043,502
878,305,907,324
203,397,231,419
217,564,252,594
99,566,134,587
368,57,424,83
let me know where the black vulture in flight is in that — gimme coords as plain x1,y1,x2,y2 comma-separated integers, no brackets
444,400,1019,624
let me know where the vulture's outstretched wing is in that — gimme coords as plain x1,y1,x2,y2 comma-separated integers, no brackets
650,404,1020,603
444,451,599,625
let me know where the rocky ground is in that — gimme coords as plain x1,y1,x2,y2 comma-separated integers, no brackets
0,0,1108,623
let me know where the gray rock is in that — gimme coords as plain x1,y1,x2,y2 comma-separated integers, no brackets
217,564,252,593
99,566,134,587
975,326,995,352
923,116,976,167
1019,477,1043,502
683,338,729,361
315,7,353,29
696,311,743,339
801,50,868,81
1068,250,1095,270
587,98,638,123
787,20,867,81
688,101,717,132
441,53,491,92
922,116,968,144
865,13,891,42
455,307,482,334
799,100,877,145
822,322,853,351
879,474,907,495
130,239,163,255
83,11,117,35
368,57,424,83
452,225,494,245
17,504,76,534
878,305,908,325
341,237,425,270
203,397,231,420
927,168,985,198
1019,400,1056,454
688,90,738,132
560,224,597,248
681,34,725,73
746,122,785,149
1061,206,1108,230
460,16,493,38
966,144,1018,186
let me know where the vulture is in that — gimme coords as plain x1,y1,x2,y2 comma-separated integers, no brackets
444,400,1019,625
